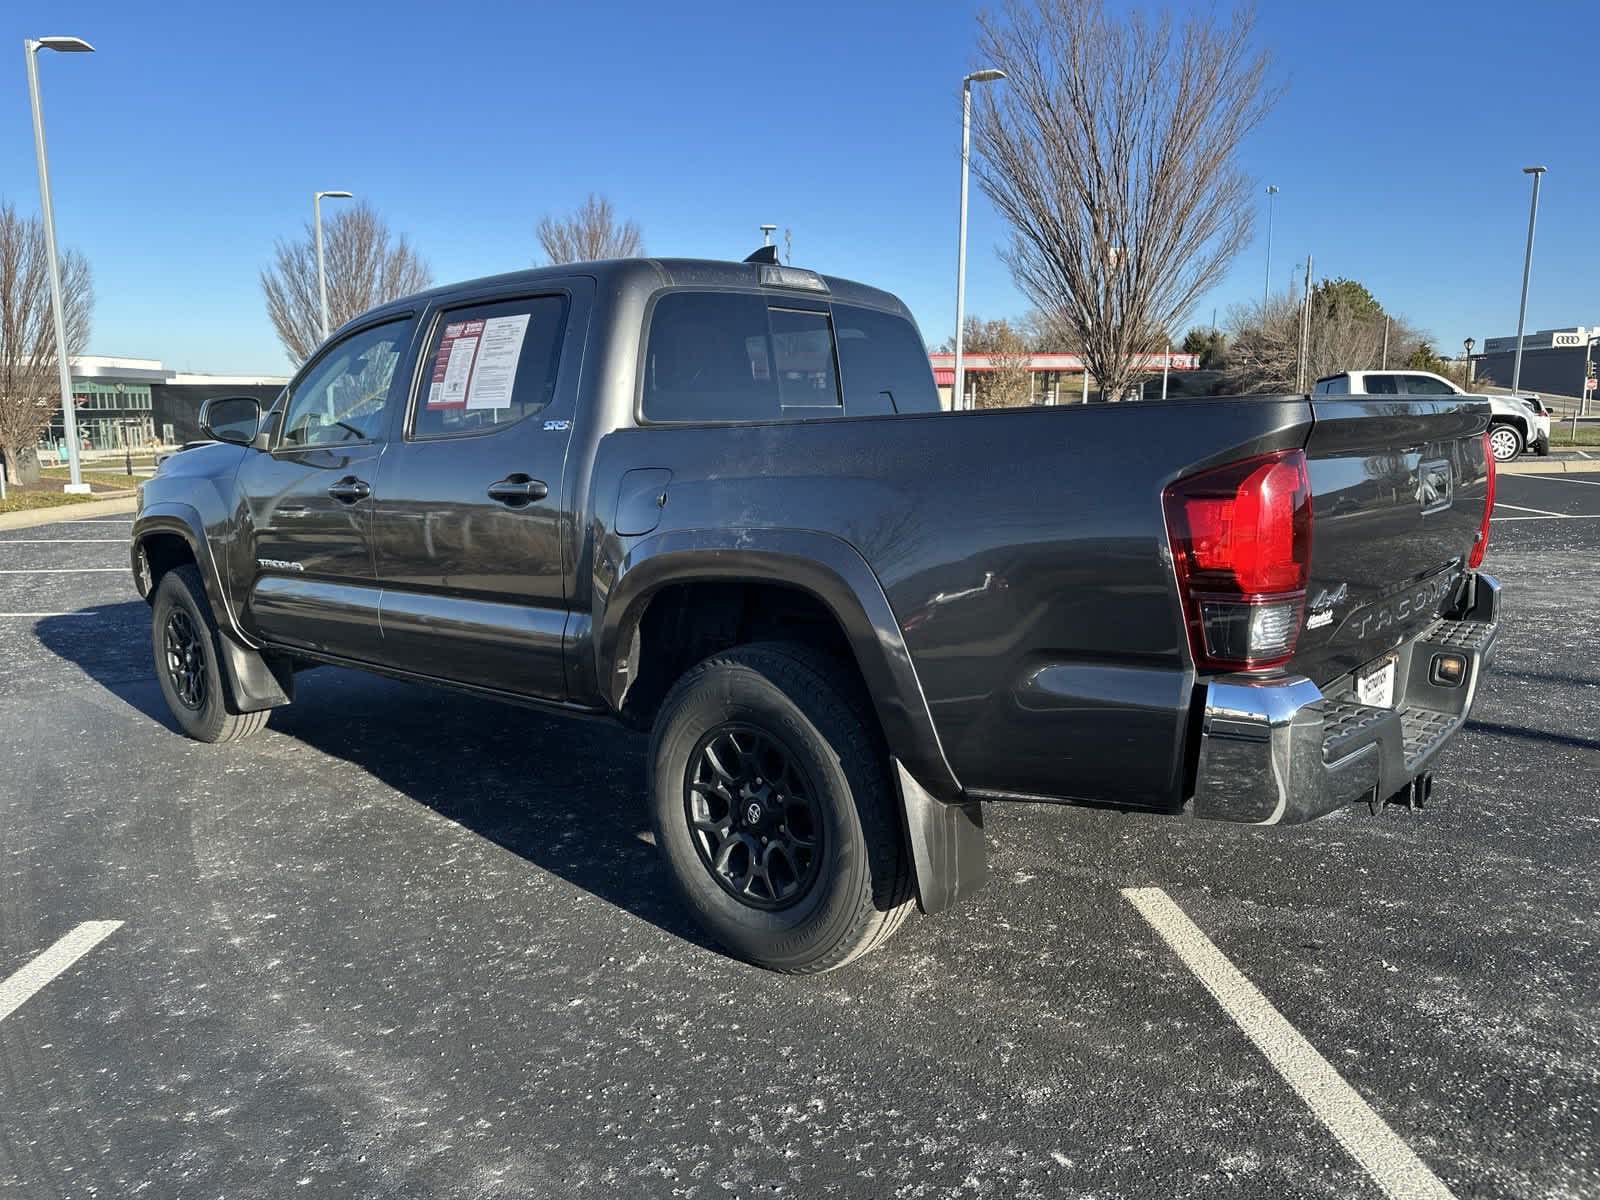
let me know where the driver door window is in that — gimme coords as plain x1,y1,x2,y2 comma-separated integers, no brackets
279,319,411,448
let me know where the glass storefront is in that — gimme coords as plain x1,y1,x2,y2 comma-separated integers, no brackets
41,380,156,451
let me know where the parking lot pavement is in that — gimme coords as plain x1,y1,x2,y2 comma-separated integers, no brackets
1,491,1597,1200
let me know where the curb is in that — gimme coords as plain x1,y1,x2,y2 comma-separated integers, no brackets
0,494,137,532
1499,457,1596,475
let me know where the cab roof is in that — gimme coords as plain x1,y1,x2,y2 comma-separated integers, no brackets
351,257,913,331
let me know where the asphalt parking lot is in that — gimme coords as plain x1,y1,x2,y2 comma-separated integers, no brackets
2,474,1597,1200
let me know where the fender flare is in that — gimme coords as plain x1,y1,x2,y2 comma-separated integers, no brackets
131,502,242,630
132,503,292,713
595,527,984,913
596,527,962,805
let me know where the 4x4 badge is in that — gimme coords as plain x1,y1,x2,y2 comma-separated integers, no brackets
1306,582,1348,629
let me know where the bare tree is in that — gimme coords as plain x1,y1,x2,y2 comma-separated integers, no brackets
260,201,431,364
1225,284,1432,394
972,0,1278,402
0,201,92,485
980,324,1036,408
536,193,644,265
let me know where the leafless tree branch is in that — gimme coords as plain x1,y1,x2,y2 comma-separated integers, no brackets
536,193,644,265
0,201,93,484
260,200,431,365
972,0,1279,401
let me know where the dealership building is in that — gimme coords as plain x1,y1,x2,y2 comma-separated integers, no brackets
42,356,287,452
928,350,1199,408
1472,327,1597,400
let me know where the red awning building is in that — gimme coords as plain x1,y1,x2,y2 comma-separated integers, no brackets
927,350,1200,406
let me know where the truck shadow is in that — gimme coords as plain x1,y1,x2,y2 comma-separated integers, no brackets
36,605,712,953
35,601,181,728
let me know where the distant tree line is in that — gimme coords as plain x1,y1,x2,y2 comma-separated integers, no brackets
1182,276,1472,395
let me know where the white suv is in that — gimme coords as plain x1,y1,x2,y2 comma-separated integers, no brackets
1313,370,1550,462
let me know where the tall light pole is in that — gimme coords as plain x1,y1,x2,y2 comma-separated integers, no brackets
1263,185,1279,312
25,35,95,494
1511,165,1546,394
953,67,1006,412
314,189,353,341
1463,336,1475,387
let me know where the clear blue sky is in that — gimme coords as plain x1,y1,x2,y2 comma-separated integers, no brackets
2,0,1594,375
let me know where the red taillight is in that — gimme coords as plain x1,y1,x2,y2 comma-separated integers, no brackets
1163,449,1312,671
1469,430,1495,569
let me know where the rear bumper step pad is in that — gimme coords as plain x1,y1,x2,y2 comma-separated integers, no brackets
1189,575,1499,825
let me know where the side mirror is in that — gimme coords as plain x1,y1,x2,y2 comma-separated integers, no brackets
199,396,262,446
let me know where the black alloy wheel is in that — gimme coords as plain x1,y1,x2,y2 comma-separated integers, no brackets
684,723,823,909
163,608,207,710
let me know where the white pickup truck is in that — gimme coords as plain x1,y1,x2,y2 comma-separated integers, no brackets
1314,370,1550,462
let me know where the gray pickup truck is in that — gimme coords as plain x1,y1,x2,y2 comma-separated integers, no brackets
131,254,1501,972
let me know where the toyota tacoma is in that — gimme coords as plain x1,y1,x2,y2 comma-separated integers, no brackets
131,253,1502,972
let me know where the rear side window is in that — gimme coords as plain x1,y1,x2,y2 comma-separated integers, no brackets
411,295,569,438
642,291,841,422
1360,374,1400,395
833,304,939,414
1398,374,1454,396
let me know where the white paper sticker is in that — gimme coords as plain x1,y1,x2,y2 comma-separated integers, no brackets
437,325,482,408
465,314,531,409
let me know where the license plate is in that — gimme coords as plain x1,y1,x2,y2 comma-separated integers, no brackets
1356,656,1397,708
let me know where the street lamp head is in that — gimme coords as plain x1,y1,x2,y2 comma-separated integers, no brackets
33,36,95,53
1464,337,1474,353
1266,185,1279,195
965,68,1007,84
316,190,354,199
1522,165,1547,175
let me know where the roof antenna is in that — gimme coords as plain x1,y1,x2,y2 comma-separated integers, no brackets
760,223,777,246
743,244,779,264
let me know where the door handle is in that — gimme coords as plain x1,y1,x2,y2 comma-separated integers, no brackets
327,477,371,503
487,475,549,506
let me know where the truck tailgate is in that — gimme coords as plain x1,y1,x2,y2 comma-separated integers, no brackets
1292,397,1491,686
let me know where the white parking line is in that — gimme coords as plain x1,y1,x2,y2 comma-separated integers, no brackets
0,568,124,574
1491,514,1600,522
0,921,124,1024
1123,888,1455,1200
0,612,103,618
1518,473,1600,486
1494,502,1565,516
0,538,125,543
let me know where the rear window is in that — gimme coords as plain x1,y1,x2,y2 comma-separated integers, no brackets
642,291,841,422
770,308,840,409
833,304,939,414
1312,375,1348,395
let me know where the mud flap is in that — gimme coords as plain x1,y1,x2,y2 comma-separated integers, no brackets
214,631,295,713
894,759,987,915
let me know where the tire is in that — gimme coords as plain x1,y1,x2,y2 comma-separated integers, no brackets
1488,422,1523,463
648,642,915,973
150,564,270,744
1534,434,1551,457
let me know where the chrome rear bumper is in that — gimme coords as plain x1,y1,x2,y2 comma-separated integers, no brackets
1189,573,1500,824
